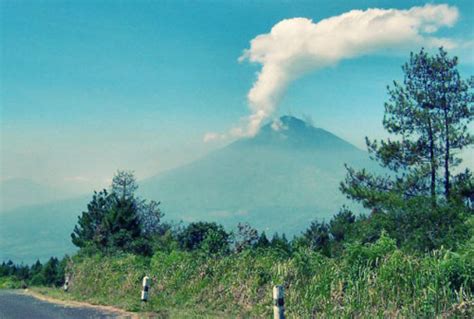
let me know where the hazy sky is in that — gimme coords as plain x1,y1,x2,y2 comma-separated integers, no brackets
1,0,473,193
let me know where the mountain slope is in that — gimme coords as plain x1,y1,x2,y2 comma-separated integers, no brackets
0,116,378,263
0,196,88,263
140,116,375,234
0,178,75,211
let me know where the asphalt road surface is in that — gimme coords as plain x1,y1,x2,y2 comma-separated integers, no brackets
0,290,124,319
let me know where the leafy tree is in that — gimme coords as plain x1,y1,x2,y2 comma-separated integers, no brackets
233,222,259,252
30,273,46,286
138,200,166,237
201,228,230,255
178,222,229,252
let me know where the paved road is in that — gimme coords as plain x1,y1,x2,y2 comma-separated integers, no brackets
0,290,124,319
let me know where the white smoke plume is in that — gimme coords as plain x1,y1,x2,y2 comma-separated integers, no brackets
204,4,459,142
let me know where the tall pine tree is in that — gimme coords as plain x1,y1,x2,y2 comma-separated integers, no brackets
342,48,473,209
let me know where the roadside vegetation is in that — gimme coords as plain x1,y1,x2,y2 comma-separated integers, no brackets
1,48,473,317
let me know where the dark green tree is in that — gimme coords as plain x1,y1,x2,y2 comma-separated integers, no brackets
200,227,230,255
270,233,292,255
430,50,473,198
71,190,111,250
329,207,356,242
302,221,330,256
15,264,30,281
178,222,229,252
103,195,143,253
30,260,42,277
71,171,165,255
342,48,473,208
41,257,61,286
255,231,270,248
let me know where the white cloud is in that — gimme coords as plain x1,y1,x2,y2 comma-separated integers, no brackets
222,4,458,138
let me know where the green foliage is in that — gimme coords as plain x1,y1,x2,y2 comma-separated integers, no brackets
71,190,111,249
255,231,270,248
61,237,473,317
298,221,330,256
232,222,259,252
71,171,169,256
344,231,397,269
103,196,143,253
340,48,473,254
269,233,292,256
111,170,138,200
41,257,63,286
71,191,148,255
342,48,473,208
0,256,68,288
177,222,230,254
329,206,355,242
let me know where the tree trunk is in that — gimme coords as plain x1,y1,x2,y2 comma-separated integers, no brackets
428,119,436,203
443,107,450,199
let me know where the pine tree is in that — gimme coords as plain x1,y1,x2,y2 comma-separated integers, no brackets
71,190,111,249
111,170,138,200
103,195,142,252
255,231,270,248
342,48,473,208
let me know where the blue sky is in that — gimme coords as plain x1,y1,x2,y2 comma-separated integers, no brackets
1,0,473,193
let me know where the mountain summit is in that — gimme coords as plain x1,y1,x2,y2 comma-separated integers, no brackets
236,115,359,152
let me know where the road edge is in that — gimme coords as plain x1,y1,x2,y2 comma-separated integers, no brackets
21,289,141,319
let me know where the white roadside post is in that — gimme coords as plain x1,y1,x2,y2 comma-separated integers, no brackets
141,275,151,302
273,285,285,319
63,275,70,292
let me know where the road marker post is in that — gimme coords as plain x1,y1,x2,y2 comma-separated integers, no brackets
141,276,151,302
63,275,70,292
273,285,285,319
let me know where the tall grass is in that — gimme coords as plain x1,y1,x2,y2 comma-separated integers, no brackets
66,234,473,318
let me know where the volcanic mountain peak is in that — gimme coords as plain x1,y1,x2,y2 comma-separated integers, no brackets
233,115,359,152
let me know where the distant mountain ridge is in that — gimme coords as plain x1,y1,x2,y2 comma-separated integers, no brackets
1,116,377,263
0,178,75,211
